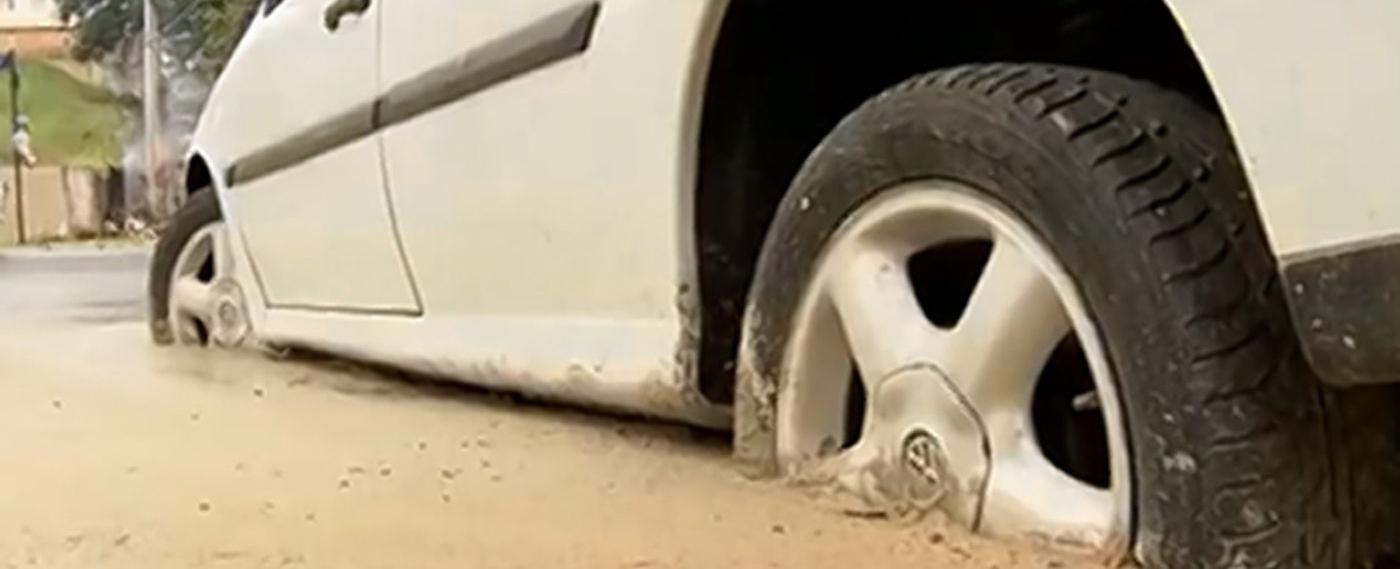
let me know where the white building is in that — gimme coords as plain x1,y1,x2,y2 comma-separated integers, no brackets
0,0,71,56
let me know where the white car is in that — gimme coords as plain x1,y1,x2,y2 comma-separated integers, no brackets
148,1,1400,566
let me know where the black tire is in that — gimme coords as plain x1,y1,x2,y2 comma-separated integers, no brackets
148,190,221,345
739,64,1391,568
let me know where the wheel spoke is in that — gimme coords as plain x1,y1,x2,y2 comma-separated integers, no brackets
825,242,946,386
979,433,1119,547
210,225,234,279
944,235,1070,413
777,297,859,459
171,276,214,319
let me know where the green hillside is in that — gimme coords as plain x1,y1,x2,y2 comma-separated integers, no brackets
0,59,127,168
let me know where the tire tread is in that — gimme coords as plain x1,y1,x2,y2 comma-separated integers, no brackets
927,64,1358,568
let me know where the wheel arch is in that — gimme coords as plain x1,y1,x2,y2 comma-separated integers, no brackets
185,152,214,196
692,0,1239,405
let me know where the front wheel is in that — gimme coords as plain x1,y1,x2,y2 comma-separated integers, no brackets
148,190,249,348
736,65,1368,567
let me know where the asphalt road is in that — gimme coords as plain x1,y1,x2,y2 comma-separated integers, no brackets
0,244,148,325
0,244,1087,569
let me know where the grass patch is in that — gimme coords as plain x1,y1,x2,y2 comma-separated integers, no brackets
0,59,127,168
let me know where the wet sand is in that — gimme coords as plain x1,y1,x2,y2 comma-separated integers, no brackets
0,323,1102,568
0,247,1091,568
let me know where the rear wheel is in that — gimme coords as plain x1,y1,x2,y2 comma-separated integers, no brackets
737,65,1368,567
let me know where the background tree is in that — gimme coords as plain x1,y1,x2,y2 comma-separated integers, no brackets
51,0,259,222
57,0,260,77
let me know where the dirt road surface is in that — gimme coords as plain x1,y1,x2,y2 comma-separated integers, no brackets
0,245,1092,569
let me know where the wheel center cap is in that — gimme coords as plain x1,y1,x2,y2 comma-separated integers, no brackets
209,280,250,348
868,363,991,526
902,429,947,488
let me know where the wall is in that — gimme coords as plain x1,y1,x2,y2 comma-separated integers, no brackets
0,0,64,27
0,0,70,57
0,165,110,245
0,26,70,57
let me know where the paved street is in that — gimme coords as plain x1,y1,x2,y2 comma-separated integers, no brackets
0,245,1086,569
0,244,148,325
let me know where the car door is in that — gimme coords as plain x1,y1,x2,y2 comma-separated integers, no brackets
376,0,628,318
215,0,419,314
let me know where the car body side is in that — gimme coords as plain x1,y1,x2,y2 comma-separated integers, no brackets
180,0,1400,429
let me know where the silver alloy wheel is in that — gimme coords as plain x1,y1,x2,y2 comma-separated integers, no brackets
167,222,248,347
777,181,1131,552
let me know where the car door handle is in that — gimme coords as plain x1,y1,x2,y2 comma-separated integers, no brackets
323,0,371,32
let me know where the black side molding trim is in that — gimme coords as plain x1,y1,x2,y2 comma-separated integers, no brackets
229,102,376,187
1282,235,1400,387
226,1,600,188
378,2,599,129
